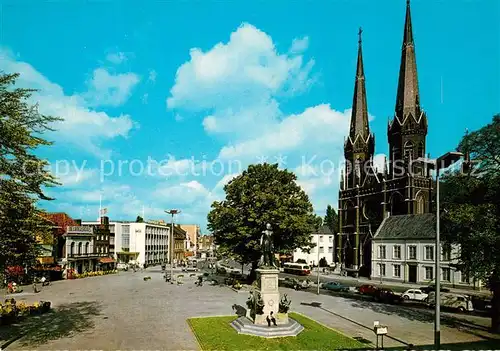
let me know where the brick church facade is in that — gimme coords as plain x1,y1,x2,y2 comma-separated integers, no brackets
337,0,433,277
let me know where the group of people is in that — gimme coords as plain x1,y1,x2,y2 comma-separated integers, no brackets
5,275,49,294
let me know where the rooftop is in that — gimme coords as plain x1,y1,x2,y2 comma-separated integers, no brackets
373,213,436,240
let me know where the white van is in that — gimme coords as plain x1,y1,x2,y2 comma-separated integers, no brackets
427,292,474,312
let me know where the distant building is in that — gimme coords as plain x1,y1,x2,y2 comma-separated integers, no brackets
179,224,200,257
83,220,170,268
197,235,215,259
372,214,480,288
293,226,335,266
173,225,187,263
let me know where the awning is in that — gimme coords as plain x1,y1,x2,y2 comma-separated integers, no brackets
99,257,116,264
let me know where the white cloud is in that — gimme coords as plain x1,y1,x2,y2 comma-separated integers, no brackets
218,105,350,161
84,68,140,107
166,23,315,137
106,52,128,64
148,70,157,83
290,37,309,54
0,49,137,158
155,180,211,205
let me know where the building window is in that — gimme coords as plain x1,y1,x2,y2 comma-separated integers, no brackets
379,264,386,277
70,242,75,256
442,245,452,261
425,246,434,261
85,243,89,254
378,245,386,259
415,193,426,214
319,246,324,253
328,246,333,253
78,242,82,255
460,271,470,284
409,246,417,260
319,236,323,242
329,236,333,243
393,245,401,259
442,268,451,282
404,141,414,161
393,265,401,278
425,267,433,280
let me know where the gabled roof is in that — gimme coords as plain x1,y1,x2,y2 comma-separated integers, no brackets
316,225,334,235
373,213,436,240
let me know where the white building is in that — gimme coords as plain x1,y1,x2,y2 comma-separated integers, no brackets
83,220,170,268
372,213,479,288
63,225,103,274
293,225,335,266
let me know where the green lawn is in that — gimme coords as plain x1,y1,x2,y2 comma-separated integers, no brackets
188,312,368,350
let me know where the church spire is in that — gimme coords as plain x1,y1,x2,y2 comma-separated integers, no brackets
395,0,421,119
349,27,370,141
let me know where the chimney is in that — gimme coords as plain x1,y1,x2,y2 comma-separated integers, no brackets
100,216,109,229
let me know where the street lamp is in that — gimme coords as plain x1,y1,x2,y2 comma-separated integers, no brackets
165,209,181,282
416,151,462,349
316,237,321,295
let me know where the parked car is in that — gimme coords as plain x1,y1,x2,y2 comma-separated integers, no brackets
420,285,450,294
402,289,428,301
374,288,403,304
358,284,379,296
322,281,349,292
427,292,474,312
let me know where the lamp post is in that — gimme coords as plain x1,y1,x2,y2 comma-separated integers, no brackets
416,152,462,349
316,237,321,295
165,209,181,281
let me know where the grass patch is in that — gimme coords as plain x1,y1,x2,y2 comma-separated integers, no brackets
188,312,367,350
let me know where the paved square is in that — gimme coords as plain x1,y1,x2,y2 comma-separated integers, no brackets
0,269,495,350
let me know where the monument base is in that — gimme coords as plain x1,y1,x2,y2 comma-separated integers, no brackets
231,316,303,338
253,268,281,325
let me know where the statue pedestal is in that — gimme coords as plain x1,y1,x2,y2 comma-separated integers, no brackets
254,268,285,325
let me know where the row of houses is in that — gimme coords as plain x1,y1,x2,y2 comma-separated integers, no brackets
292,214,479,289
35,213,215,277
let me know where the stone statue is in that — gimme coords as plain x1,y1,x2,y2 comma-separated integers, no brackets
260,223,276,268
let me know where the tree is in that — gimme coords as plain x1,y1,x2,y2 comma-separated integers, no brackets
324,205,338,234
441,114,500,333
0,73,61,274
136,216,144,223
207,163,321,279
319,257,328,268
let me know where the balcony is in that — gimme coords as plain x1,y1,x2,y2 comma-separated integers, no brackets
67,252,109,259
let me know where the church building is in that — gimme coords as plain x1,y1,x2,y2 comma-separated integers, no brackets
337,0,433,277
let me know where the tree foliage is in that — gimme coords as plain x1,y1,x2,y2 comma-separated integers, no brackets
207,163,320,274
324,205,338,234
441,114,500,333
136,216,144,223
0,72,61,272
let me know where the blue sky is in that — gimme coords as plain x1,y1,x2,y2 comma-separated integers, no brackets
1,0,498,231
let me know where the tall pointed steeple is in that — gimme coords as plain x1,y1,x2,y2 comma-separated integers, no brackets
395,0,421,119
349,27,370,141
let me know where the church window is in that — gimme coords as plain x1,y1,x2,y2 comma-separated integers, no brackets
417,142,424,158
415,192,426,214
404,141,413,161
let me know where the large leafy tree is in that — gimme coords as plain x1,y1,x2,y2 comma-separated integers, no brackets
208,163,320,278
324,205,338,234
0,72,61,274
441,114,500,333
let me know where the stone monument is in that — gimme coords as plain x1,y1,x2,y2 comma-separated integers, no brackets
231,224,303,337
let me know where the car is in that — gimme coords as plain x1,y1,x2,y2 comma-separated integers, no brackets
374,288,403,304
420,285,450,294
427,292,474,312
322,281,349,292
358,284,380,296
402,289,428,301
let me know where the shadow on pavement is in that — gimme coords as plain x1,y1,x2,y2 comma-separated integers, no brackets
383,339,500,350
0,301,102,349
300,301,410,347
349,299,491,334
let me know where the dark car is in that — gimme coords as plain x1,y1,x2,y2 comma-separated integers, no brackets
322,281,349,292
358,284,380,296
374,288,403,304
420,285,450,294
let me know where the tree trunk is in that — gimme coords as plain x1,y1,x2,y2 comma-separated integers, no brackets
491,275,500,334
